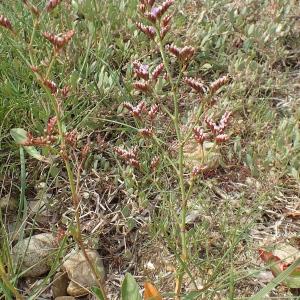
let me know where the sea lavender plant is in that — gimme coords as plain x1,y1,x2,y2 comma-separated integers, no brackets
116,0,233,298
1,1,107,298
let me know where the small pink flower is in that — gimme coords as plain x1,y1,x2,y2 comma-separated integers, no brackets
45,0,62,12
0,15,12,31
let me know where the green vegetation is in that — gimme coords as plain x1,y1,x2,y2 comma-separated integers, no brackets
0,0,299,299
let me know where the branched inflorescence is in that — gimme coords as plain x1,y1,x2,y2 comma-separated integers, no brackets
136,0,174,41
132,61,165,93
43,30,75,52
167,44,195,63
22,117,57,146
193,127,209,145
115,146,140,168
118,2,234,296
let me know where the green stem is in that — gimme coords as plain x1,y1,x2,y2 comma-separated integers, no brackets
45,51,56,79
6,22,108,299
28,17,39,65
0,257,24,300
155,27,188,299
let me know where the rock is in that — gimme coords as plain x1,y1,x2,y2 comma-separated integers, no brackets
12,233,57,277
63,249,105,297
52,272,69,298
28,199,51,224
28,187,53,224
55,297,75,300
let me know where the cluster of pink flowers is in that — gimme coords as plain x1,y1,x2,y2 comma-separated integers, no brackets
0,1,65,33
22,117,58,146
184,77,205,94
123,101,159,121
0,15,12,31
115,146,140,168
209,75,230,94
43,30,75,52
65,130,78,147
167,44,196,62
205,111,231,135
132,61,165,93
136,0,174,40
45,0,63,12
192,111,232,148
193,127,209,145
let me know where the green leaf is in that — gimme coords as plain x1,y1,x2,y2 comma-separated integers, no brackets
10,128,28,144
24,146,48,162
91,286,105,300
248,24,255,35
251,257,300,299
183,291,202,300
121,273,142,300
10,128,49,162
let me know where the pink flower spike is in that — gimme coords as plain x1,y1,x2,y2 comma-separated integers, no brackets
151,63,164,81
0,15,12,31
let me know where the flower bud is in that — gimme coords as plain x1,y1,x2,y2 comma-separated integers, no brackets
179,46,195,61
23,0,40,16
133,81,151,93
193,127,209,144
191,165,207,177
43,30,75,50
47,116,57,134
139,128,153,138
150,155,160,171
161,0,174,15
167,44,181,57
160,24,171,39
81,143,90,158
148,104,159,120
162,14,172,27
0,15,12,31
65,130,77,147
43,79,58,94
61,86,70,98
210,75,230,94
184,77,205,93
215,134,230,144
46,0,62,12
151,63,164,81
136,22,156,39
133,61,149,80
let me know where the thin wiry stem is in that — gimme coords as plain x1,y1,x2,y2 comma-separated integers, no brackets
154,25,189,299
6,24,108,299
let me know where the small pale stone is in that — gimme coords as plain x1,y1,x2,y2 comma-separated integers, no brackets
55,297,75,300
52,272,69,298
63,249,105,297
82,192,90,199
12,233,57,277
